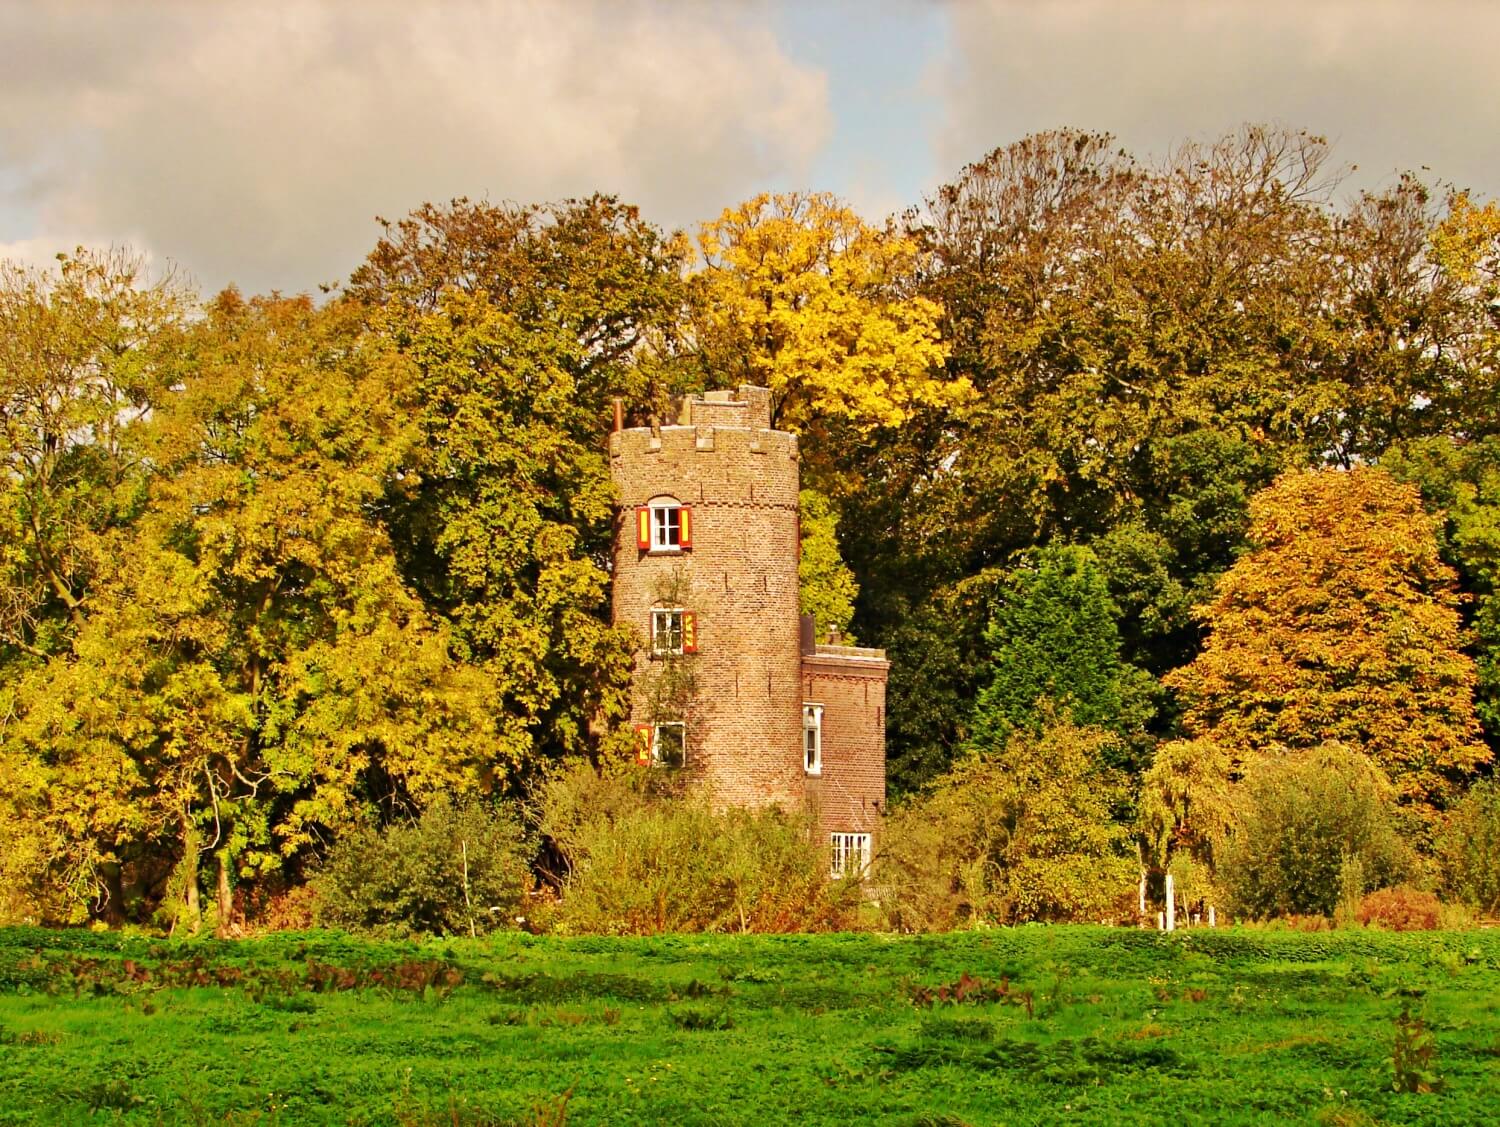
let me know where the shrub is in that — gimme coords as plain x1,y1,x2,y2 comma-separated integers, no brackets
1218,745,1409,919
1357,887,1442,931
316,797,530,937
536,762,854,934
1435,778,1500,915
877,713,1138,930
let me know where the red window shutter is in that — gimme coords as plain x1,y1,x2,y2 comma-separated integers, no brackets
636,507,651,551
678,505,693,549
682,611,698,654
634,724,652,765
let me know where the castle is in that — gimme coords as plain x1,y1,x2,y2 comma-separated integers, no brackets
609,386,888,876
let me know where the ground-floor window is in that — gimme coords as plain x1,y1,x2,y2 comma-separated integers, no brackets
830,832,871,879
652,721,687,768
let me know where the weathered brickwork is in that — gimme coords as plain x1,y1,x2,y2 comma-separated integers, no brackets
609,386,887,848
803,648,889,839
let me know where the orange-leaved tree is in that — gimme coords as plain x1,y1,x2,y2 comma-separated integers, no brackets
1165,466,1489,825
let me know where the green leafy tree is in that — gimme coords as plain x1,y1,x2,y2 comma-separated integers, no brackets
352,197,691,777
879,712,1137,929
797,489,858,643
1434,779,1500,915
1217,745,1409,919
969,545,1156,767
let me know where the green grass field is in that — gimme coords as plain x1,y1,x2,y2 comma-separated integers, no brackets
1,925,1497,1125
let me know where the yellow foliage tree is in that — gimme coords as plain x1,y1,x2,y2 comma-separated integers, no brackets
691,192,962,434
1166,466,1489,824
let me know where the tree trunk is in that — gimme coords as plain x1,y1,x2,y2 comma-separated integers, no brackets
215,850,233,939
1164,872,1176,932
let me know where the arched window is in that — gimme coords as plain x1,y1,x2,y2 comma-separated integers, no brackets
635,496,693,552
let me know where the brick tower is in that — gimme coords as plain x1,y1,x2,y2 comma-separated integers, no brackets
610,386,888,872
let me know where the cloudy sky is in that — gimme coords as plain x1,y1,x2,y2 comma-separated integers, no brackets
2,1,1495,295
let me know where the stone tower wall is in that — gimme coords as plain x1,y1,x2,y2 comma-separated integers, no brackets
609,390,805,809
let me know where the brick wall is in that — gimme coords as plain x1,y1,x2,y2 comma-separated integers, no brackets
609,385,887,843
609,397,804,809
803,649,888,843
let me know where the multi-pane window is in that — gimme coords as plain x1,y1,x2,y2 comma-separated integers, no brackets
652,722,687,768
830,832,871,879
803,703,823,775
650,608,696,656
652,609,684,656
635,500,693,552
650,502,682,551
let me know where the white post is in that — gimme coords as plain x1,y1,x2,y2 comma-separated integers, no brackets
1208,904,1217,928
1157,911,1165,930
1138,868,1147,916
1164,872,1176,932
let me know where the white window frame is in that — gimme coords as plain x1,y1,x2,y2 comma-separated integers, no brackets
803,703,823,776
649,500,682,552
652,721,687,768
830,832,871,880
651,608,685,656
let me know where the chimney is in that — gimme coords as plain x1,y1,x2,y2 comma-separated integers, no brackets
826,626,841,646
799,614,816,656
612,397,623,433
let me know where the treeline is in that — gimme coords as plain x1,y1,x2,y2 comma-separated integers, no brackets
3,126,1500,932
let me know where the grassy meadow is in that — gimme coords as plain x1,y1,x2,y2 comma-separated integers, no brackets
0,925,1497,1125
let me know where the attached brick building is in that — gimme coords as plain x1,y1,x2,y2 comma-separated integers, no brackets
609,386,888,875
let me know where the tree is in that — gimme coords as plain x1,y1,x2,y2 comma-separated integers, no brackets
352,197,690,777
691,191,961,439
879,712,1137,929
0,292,494,926
968,545,1156,766
1217,745,1409,919
1166,466,1489,824
1138,738,1235,911
797,488,858,643
1384,435,1500,749
0,249,189,664
1434,779,1500,915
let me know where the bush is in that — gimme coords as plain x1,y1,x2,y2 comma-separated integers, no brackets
1435,779,1500,915
1218,745,1409,919
316,797,530,937
877,714,1138,930
537,762,854,934
1356,886,1442,931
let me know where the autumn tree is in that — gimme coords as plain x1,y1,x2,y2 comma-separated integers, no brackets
690,191,962,444
351,197,689,778
1166,466,1489,824
1,292,495,927
0,249,189,664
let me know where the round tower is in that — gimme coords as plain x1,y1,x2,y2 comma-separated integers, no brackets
609,386,805,809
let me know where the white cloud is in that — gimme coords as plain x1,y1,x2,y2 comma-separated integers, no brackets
931,0,1500,201
0,1,831,294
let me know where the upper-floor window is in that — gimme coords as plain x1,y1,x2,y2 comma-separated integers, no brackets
651,608,698,656
636,499,693,552
830,832,871,879
803,703,823,775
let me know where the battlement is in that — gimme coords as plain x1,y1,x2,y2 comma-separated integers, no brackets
679,385,773,430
